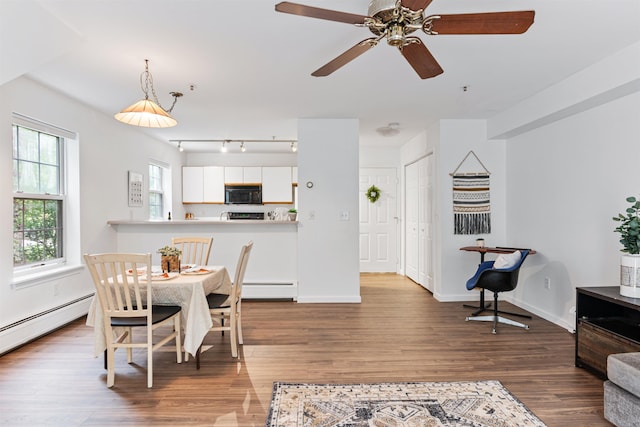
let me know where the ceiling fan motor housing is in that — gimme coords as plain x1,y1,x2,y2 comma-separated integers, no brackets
368,0,422,45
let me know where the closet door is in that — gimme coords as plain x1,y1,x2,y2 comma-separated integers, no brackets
405,162,419,282
405,156,432,290
419,156,433,291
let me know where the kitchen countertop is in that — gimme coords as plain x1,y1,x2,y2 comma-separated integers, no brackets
107,219,297,225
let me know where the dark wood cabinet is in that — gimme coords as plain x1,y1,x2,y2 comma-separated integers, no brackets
575,286,640,378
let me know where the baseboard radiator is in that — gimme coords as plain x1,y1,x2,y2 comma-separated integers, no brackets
242,282,297,300
0,294,93,355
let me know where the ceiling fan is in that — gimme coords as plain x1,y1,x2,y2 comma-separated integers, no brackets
275,0,535,79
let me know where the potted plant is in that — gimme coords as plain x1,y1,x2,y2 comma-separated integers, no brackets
613,196,640,297
288,208,297,221
157,245,182,272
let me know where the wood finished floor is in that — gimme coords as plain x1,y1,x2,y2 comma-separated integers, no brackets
0,273,611,427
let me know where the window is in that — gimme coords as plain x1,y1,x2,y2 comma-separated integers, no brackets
149,163,164,219
13,124,65,268
149,161,171,220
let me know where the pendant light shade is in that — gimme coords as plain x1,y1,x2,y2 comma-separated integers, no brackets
114,99,177,128
114,59,182,128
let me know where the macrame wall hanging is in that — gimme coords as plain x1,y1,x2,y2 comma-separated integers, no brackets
450,151,491,235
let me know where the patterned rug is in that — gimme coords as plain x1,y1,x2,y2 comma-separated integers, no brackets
266,380,547,427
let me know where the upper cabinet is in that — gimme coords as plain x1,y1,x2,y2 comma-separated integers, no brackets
224,166,262,184
184,165,295,204
202,166,224,203
262,166,293,203
244,167,262,183
182,167,204,203
182,166,224,204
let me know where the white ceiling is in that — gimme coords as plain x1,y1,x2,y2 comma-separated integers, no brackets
2,0,640,153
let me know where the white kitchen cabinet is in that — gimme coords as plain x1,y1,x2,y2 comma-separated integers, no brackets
182,167,204,203
262,166,293,203
224,167,243,183
292,166,298,184
243,167,262,183
183,166,224,203
202,166,224,203
224,166,262,184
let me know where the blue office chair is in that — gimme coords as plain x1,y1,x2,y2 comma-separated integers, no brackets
465,250,531,334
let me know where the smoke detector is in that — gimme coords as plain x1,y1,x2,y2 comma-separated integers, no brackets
376,122,400,137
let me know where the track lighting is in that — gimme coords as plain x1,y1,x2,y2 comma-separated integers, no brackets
177,141,184,152
168,138,298,153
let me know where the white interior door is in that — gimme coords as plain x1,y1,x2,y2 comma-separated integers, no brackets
405,156,432,289
359,168,398,272
405,162,419,282
418,158,427,286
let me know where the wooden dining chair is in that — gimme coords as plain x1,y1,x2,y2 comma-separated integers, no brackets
194,241,253,368
84,253,182,388
171,236,213,266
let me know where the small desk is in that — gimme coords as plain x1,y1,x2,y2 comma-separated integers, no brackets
86,266,232,357
460,246,536,315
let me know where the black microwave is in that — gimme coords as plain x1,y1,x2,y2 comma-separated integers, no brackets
224,185,262,205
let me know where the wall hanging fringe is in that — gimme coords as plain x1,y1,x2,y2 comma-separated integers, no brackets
450,151,491,235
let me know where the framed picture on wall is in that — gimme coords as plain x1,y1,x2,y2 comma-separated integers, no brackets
128,171,143,207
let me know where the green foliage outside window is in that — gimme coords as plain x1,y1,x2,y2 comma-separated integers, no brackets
13,198,62,266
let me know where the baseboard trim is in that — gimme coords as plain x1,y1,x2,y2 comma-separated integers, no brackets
0,294,93,355
296,295,362,303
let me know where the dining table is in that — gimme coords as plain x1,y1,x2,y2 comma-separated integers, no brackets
86,265,233,358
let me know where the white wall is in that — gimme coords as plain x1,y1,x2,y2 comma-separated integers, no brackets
0,77,183,352
360,146,401,168
435,120,508,302
297,119,360,303
505,91,640,330
425,42,640,331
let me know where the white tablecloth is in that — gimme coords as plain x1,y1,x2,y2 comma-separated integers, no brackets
86,266,232,357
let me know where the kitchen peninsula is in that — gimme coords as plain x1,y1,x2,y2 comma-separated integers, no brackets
106,218,298,299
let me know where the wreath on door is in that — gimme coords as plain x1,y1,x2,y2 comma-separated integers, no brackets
366,185,381,203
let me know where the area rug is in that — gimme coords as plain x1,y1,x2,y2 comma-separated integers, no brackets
265,380,547,427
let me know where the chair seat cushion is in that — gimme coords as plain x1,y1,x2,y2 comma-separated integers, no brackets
111,305,181,327
207,293,230,309
493,250,521,269
466,261,495,290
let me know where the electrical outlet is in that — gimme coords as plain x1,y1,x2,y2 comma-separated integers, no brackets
544,277,551,289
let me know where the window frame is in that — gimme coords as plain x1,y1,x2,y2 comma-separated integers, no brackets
148,160,171,220
11,115,72,275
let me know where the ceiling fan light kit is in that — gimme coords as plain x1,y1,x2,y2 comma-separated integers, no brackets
114,59,183,128
275,0,535,79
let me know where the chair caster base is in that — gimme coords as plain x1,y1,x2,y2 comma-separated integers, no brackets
466,314,529,333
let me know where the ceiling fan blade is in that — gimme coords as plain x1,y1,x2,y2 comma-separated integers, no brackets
400,0,433,12
275,2,368,25
428,11,535,35
401,38,443,79
311,38,379,77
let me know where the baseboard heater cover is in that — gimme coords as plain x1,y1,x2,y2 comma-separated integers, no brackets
0,294,93,355
242,282,297,300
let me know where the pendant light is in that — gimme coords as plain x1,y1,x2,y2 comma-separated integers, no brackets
114,59,182,128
